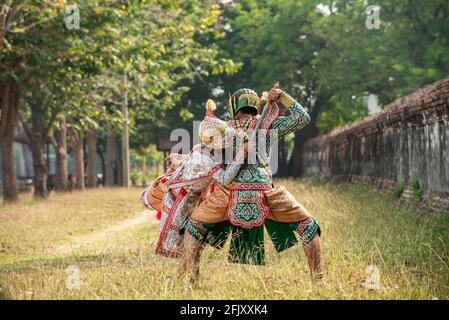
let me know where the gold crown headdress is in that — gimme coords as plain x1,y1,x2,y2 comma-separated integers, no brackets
199,99,235,149
228,88,260,119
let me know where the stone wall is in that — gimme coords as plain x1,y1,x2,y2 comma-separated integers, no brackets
302,77,449,212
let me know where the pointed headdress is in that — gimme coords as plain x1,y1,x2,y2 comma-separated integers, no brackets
199,99,236,149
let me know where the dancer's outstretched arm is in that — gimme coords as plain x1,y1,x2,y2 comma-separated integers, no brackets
211,148,247,185
271,92,311,139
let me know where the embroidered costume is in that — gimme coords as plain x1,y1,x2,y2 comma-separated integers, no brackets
141,153,188,216
142,100,246,258
184,89,321,265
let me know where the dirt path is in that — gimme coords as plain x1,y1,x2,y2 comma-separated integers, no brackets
49,210,158,254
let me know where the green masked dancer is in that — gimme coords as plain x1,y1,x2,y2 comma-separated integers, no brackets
179,85,323,284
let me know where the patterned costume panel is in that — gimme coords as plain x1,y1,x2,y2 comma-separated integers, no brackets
228,189,269,228
155,144,245,258
156,188,190,257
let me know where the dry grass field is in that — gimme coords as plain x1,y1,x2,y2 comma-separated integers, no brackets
0,180,448,300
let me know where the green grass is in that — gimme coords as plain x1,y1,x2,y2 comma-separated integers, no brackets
0,181,448,300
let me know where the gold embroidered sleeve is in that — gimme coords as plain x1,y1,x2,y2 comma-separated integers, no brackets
270,94,311,139
279,92,295,110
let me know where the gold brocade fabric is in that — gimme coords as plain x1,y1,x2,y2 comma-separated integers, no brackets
142,177,165,212
264,186,312,222
190,184,230,223
190,184,312,224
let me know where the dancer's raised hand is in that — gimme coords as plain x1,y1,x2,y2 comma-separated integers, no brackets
268,86,283,103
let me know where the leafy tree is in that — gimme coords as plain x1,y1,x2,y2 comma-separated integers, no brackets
211,0,449,176
1,0,241,200
1,0,76,201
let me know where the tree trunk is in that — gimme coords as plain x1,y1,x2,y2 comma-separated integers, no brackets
105,129,117,187
141,155,147,187
288,95,327,177
121,73,130,187
276,137,289,177
142,156,146,177
54,118,68,192
30,102,48,198
0,83,20,203
98,146,105,187
87,129,97,188
72,130,85,190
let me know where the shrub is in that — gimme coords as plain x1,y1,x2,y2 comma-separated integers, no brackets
411,178,423,201
392,184,404,198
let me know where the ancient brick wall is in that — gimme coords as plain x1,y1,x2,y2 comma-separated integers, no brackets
302,77,449,212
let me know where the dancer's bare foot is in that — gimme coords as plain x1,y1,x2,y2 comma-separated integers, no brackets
311,271,324,282
312,276,332,289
